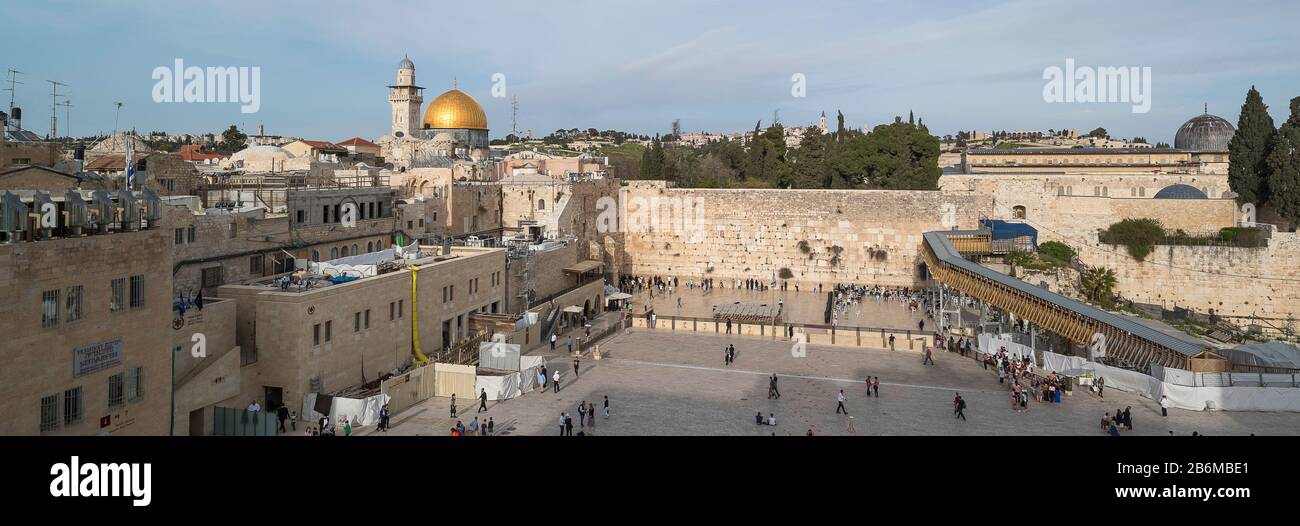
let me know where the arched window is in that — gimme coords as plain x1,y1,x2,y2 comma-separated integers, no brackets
538,199,546,210
331,247,339,259
311,250,320,262
1012,206,1027,219
367,242,374,253
352,244,358,255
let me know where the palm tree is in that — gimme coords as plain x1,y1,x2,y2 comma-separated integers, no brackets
1080,267,1118,306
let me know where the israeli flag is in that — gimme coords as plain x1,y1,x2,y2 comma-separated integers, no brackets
124,139,135,189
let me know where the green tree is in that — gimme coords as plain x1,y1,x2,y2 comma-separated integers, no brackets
1228,86,1276,204
217,125,247,152
791,128,832,188
854,116,941,190
640,137,665,179
1085,127,1108,139
1080,267,1119,307
1265,97,1300,226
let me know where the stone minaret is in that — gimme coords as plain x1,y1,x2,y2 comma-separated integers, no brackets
388,55,424,137
818,111,827,134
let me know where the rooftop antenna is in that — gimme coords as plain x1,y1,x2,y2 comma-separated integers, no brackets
46,80,68,139
1204,103,1208,115
114,102,123,134
4,69,22,131
452,77,458,90
772,109,781,127
58,98,73,138
511,95,519,135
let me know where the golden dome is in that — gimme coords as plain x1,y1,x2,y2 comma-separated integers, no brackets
421,89,488,130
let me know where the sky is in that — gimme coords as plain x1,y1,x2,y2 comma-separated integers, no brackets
5,0,1299,143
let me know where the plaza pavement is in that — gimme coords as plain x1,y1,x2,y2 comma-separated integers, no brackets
628,286,924,329
358,328,1300,437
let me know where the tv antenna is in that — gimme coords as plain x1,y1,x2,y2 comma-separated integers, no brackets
511,95,519,135
4,69,23,131
46,79,68,139
114,101,124,134
57,98,73,138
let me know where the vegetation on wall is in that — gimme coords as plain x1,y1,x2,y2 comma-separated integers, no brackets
1099,218,1164,261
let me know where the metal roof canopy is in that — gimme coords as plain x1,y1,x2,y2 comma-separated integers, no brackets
563,260,604,274
923,231,1204,357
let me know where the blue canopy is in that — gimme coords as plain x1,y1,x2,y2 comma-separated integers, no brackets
981,219,1038,248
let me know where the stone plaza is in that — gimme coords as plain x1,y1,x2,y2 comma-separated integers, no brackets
358,328,1300,437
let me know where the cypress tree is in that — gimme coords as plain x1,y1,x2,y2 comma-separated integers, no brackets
1265,97,1300,227
1228,86,1276,204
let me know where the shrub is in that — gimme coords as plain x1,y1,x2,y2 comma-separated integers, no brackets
797,240,811,254
1101,218,1163,261
1037,241,1076,264
778,268,794,280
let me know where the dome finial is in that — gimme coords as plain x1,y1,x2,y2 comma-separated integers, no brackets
453,77,458,89
1204,103,1208,115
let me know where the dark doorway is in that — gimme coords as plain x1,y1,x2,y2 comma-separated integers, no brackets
264,386,284,411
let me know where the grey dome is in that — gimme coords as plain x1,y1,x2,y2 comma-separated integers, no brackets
1153,184,1208,200
398,55,415,70
1174,113,1234,152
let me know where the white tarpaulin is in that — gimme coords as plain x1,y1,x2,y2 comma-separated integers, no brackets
1042,352,1087,374
519,355,546,395
977,333,1037,364
1040,351,1300,412
476,373,522,401
329,393,391,426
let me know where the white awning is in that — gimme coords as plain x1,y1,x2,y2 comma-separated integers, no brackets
562,305,584,314
606,292,633,301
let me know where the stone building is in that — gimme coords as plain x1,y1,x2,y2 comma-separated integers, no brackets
0,191,174,435
216,246,505,415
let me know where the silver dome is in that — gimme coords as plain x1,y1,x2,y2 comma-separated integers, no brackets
398,54,415,70
1174,112,1234,152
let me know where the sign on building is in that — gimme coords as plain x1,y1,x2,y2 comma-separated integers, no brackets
74,338,124,377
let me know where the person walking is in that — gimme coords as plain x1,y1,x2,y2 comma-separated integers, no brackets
954,393,967,421
1123,406,1133,431
836,390,848,415
379,404,390,432
449,394,457,418
872,376,880,397
587,402,596,429
568,335,574,354
573,357,580,378
564,413,574,436
553,370,561,392
558,413,566,436
550,333,557,351
603,395,610,418
276,404,289,434
478,388,488,413
888,334,896,351
865,377,873,397
486,417,494,436
923,346,934,366
1160,395,1170,417
724,345,731,366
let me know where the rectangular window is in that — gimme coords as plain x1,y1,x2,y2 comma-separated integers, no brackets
201,267,222,288
129,275,145,308
229,222,238,239
449,285,454,302
40,394,59,433
63,387,82,425
297,210,306,223
377,202,383,218
175,228,184,244
111,278,126,312
250,255,263,275
399,300,404,318
325,320,332,342
187,225,196,243
42,289,59,328
364,309,371,329
313,323,321,346
389,302,395,321
323,205,331,223
108,373,125,407
126,367,143,402
66,285,83,322
354,312,361,333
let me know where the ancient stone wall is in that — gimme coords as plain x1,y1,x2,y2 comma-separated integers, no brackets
618,186,991,288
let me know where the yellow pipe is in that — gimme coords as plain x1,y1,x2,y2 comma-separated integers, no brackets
409,265,430,366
